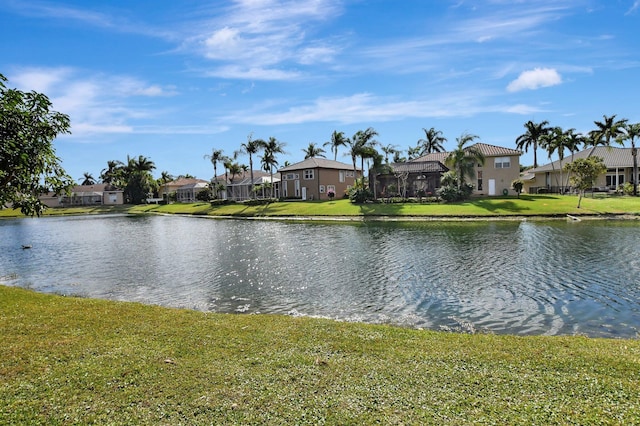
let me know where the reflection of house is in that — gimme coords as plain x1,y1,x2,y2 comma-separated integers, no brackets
523,147,637,194
40,184,124,207
412,143,522,196
213,170,280,201
371,161,449,198
278,158,361,200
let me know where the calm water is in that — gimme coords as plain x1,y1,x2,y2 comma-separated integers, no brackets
1,214,639,338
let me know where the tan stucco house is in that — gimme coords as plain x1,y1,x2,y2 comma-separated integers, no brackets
278,158,362,200
523,146,637,194
412,143,522,196
40,184,124,207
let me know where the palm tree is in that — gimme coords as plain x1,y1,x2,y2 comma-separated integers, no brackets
380,144,398,164
324,131,348,161
417,127,446,156
157,171,173,202
80,172,95,186
619,122,640,195
262,137,286,197
100,160,124,186
204,148,224,183
515,120,551,169
562,129,587,191
239,133,263,199
302,142,326,159
407,144,421,160
588,114,628,157
123,155,156,204
445,133,485,190
349,127,378,181
539,127,567,192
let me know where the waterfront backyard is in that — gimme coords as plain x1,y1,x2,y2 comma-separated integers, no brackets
2,195,640,423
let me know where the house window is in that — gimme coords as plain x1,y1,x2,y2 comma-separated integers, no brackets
346,170,354,177
494,157,510,168
295,180,300,197
304,169,314,180
477,171,483,191
327,185,336,196
319,185,325,193
339,171,345,182
606,173,624,188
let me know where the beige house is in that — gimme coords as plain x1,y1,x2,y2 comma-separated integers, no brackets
158,178,209,203
523,146,637,194
278,158,362,200
40,184,124,207
214,170,280,201
413,143,522,196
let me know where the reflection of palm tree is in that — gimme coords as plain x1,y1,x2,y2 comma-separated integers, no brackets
417,127,446,155
324,131,348,161
302,142,326,159
445,133,484,190
80,172,95,186
516,120,550,169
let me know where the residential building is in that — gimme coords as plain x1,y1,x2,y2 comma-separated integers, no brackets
39,184,124,207
215,170,280,201
175,180,209,203
159,178,208,203
278,158,361,200
411,143,522,196
523,146,637,194
371,161,449,198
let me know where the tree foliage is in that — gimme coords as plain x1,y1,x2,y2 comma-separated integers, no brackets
1,73,73,216
564,156,607,208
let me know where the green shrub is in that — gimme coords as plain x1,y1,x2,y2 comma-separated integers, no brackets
348,187,374,203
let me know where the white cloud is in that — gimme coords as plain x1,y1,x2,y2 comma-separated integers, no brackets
507,67,562,92
626,1,640,15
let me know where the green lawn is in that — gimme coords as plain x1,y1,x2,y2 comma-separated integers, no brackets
1,286,639,424
127,194,640,219
2,194,640,219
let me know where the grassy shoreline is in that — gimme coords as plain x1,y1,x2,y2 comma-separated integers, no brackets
2,285,639,424
2,194,640,220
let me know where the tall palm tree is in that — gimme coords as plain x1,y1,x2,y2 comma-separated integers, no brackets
407,144,421,160
539,127,567,192
100,160,124,186
562,129,586,191
157,171,173,202
302,142,326,159
204,148,224,183
239,133,263,199
445,133,485,190
349,127,378,181
324,131,349,161
262,136,286,197
619,122,640,195
588,114,628,157
380,144,398,164
417,127,446,156
515,120,551,169
80,172,95,186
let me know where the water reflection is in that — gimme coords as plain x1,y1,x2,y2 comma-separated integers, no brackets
1,215,639,338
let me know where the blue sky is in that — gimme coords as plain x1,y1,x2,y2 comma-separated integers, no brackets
2,0,639,182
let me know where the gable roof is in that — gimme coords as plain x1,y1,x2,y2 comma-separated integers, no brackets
279,157,360,172
530,147,634,172
412,143,521,162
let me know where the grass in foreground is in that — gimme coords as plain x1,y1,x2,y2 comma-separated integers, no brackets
1,286,639,424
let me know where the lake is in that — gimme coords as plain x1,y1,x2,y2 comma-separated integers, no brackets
1,214,639,338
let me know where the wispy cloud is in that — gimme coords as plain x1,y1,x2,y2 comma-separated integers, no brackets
8,67,182,137
507,67,562,92
222,91,541,125
626,1,640,15
183,0,344,80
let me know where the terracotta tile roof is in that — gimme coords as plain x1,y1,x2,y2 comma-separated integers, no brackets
279,157,360,172
530,147,634,172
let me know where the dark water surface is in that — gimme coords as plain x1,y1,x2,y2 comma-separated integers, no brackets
1,214,639,338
